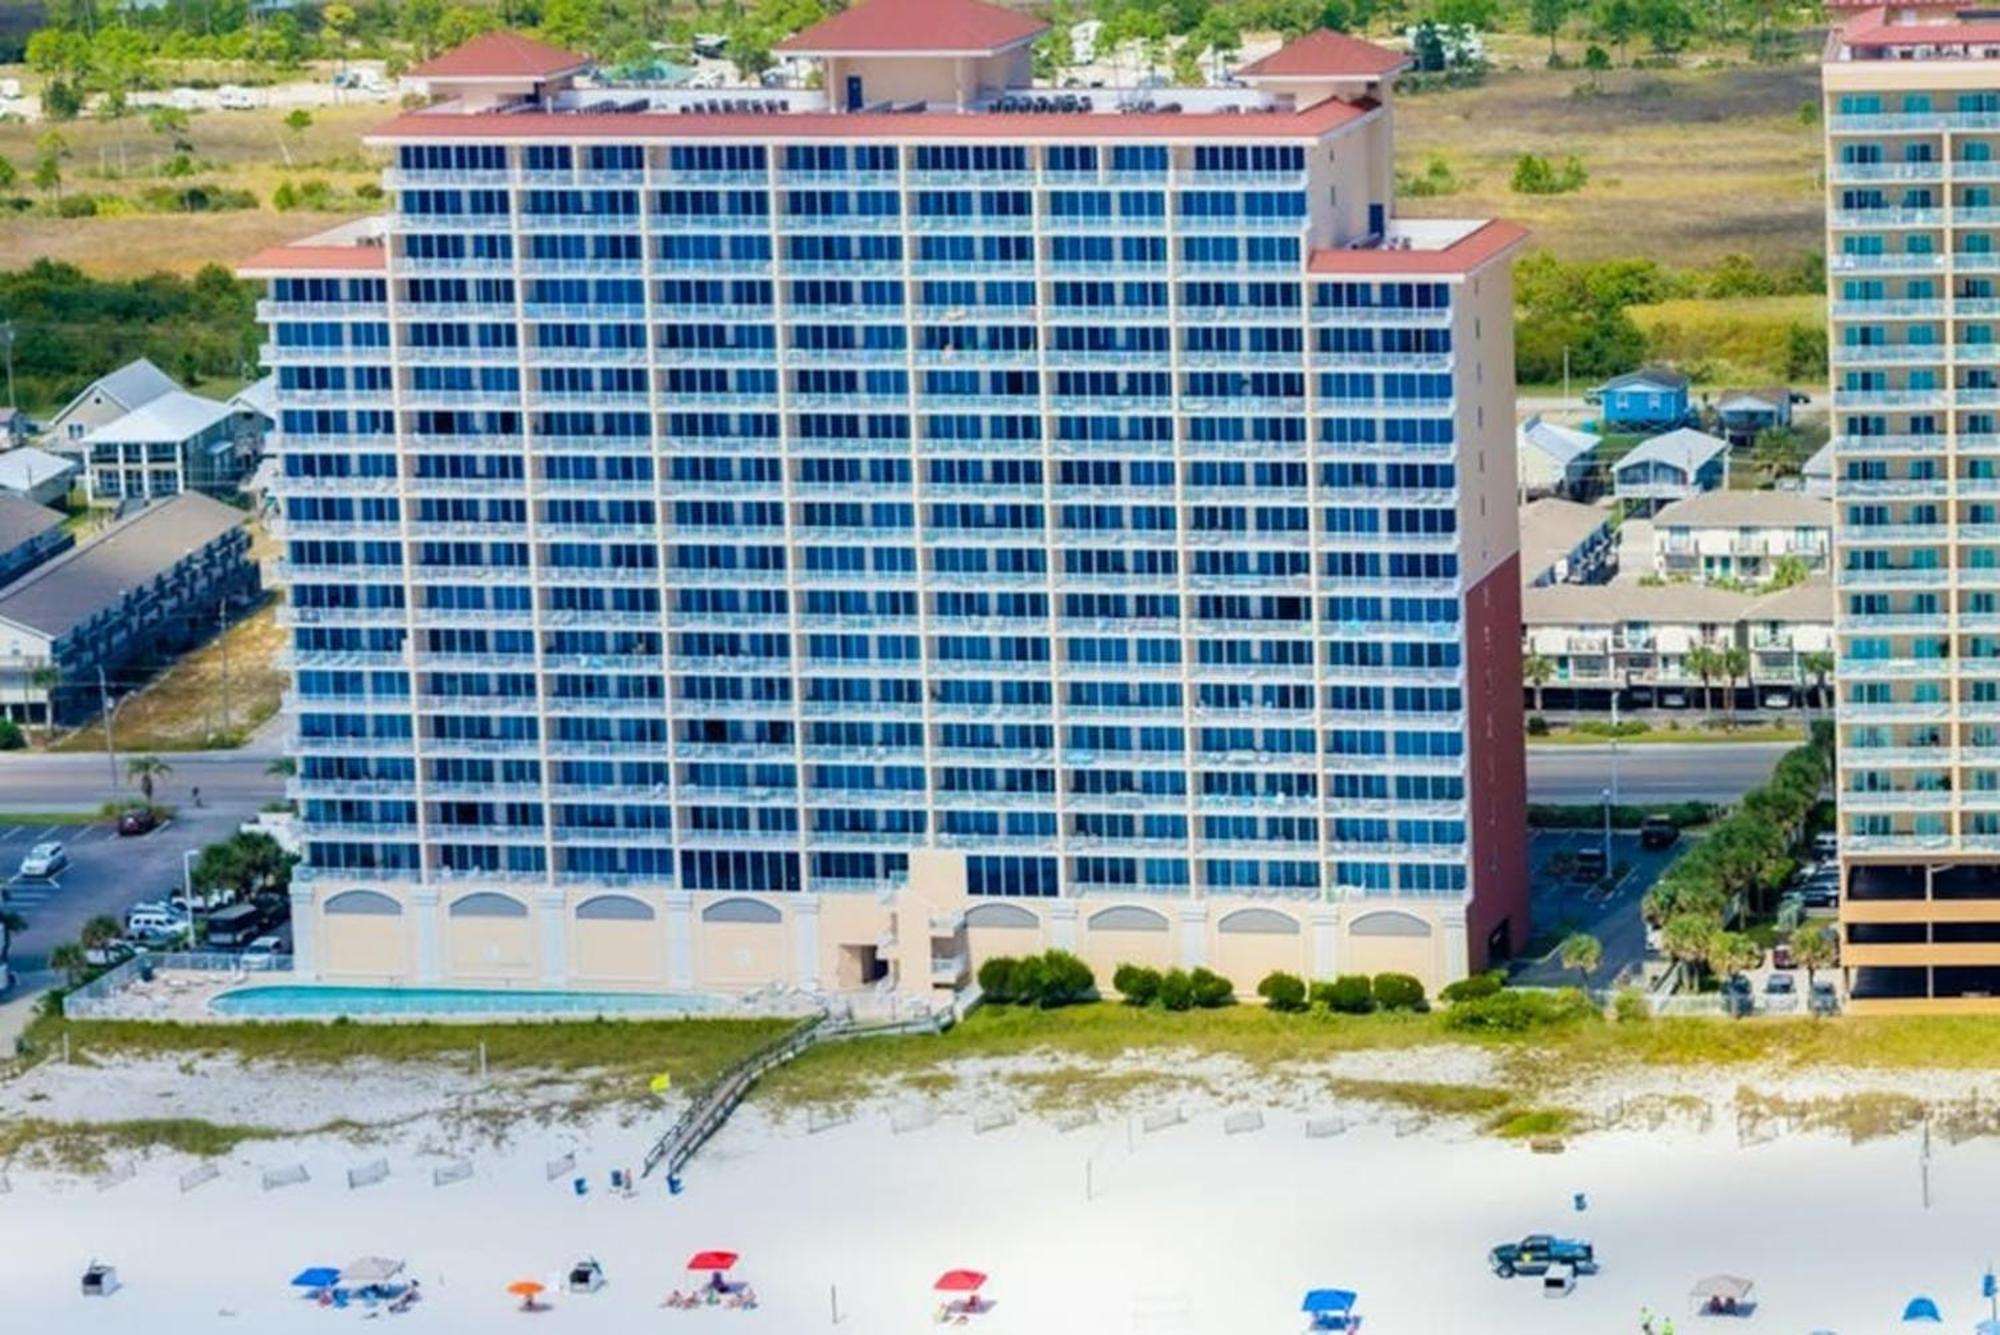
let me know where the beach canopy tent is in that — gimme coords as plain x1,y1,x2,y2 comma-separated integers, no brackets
1976,1321,2000,1335
1903,1296,1943,1323
687,1251,738,1273
936,1270,988,1293
291,1267,340,1290
1302,1289,1359,1330
1690,1274,1754,1312
340,1258,404,1287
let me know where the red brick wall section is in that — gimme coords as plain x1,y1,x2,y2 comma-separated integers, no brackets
1463,556,1530,970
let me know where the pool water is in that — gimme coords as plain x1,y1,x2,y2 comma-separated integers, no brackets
210,984,721,1019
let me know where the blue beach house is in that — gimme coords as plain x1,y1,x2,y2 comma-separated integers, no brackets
1591,365,1692,431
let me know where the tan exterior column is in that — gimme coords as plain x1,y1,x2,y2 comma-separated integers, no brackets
665,891,694,990
1047,899,1078,951
1310,904,1339,981
411,887,441,984
536,889,567,988
793,895,821,990
289,887,317,980
1177,904,1207,969
1440,906,1470,985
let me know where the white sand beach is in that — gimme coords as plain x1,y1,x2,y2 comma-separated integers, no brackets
5,1049,2000,1334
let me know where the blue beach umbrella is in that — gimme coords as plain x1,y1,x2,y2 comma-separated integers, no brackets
291,1267,340,1289
1902,1295,1942,1323
1302,1290,1358,1330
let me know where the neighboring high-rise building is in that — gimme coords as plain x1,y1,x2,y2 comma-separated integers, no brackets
1826,1,2000,1010
244,0,1528,1000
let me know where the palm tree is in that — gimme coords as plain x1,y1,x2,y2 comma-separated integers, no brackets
1801,650,1834,715
1524,651,1556,716
127,754,172,804
264,756,296,778
48,941,88,986
1705,930,1763,1015
1559,932,1604,989
1790,923,1839,998
79,915,120,954
25,661,56,734
0,908,23,963
1661,914,1716,988
1685,643,1721,714
1720,643,1750,730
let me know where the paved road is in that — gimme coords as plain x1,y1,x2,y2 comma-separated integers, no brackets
0,751,283,814
1527,742,1791,806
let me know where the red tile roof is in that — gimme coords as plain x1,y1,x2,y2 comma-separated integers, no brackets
1843,13,2000,44
1238,28,1409,79
237,243,387,275
774,0,1048,55
1307,219,1529,276
409,32,589,80
370,94,1375,142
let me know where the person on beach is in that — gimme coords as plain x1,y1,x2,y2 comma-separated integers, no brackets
1640,1306,1654,1334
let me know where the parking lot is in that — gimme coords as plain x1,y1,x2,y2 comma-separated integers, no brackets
1513,827,1693,989
0,805,248,986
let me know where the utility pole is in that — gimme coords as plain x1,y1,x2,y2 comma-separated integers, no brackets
218,600,231,738
97,666,118,795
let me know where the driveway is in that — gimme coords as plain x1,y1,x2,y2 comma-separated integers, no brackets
1512,828,1693,988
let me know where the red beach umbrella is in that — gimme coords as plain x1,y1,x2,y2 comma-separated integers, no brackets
935,1270,987,1294
686,1251,738,1273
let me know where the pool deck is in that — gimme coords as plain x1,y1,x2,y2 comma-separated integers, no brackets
81,971,826,1024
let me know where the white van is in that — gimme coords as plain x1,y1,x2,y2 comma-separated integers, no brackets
125,907,187,942
216,85,256,110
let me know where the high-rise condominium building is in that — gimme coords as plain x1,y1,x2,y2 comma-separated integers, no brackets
1827,0,2000,1009
245,0,1527,1001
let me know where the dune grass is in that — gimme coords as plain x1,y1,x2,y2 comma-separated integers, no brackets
33,1013,795,1088
1395,60,1822,267
1629,293,1828,386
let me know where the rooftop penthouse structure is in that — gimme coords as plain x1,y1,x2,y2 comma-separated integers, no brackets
244,0,1528,1001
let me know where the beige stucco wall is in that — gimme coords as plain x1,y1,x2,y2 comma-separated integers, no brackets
320,914,411,982
444,912,536,984
1076,925,1174,979
1212,925,1308,987
1453,263,1522,588
696,918,790,990
571,917,664,984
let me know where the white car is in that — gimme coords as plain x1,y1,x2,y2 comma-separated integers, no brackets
240,936,288,970
17,841,66,878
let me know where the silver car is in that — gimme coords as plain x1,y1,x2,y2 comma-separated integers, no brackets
16,841,66,878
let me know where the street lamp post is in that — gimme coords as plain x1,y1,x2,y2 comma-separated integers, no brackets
1602,786,1613,879
181,848,198,952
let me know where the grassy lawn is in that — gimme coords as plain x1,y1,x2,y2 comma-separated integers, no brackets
1630,293,1827,386
51,597,285,753
1396,59,1822,268
0,97,386,277
1528,723,1810,745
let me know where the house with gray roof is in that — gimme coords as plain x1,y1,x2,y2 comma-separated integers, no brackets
0,494,70,588
78,388,264,503
1517,415,1603,498
0,492,257,725
1613,427,1731,513
1802,440,1834,499
0,446,80,508
43,357,182,448
1519,497,1613,588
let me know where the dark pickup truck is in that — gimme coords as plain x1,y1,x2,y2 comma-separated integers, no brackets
1489,1235,1595,1278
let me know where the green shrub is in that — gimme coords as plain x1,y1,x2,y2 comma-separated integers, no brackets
0,718,22,751
1441,988,1594,1034
1526,714,1549,736
1256,970,1307,1013
1157,967,1195,1012
1612,988,1651,1023
976,956,1018,1003
1510,152,1588,195
1024,950,1094,1008
1319,975,1376,1014
1372,972,1426,1012
1440,970,1505,1004
1189,966,1233,1009
55,194,97,217
1112,962,1162,1005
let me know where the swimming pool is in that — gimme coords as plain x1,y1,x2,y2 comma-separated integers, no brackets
209,984,722,1020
